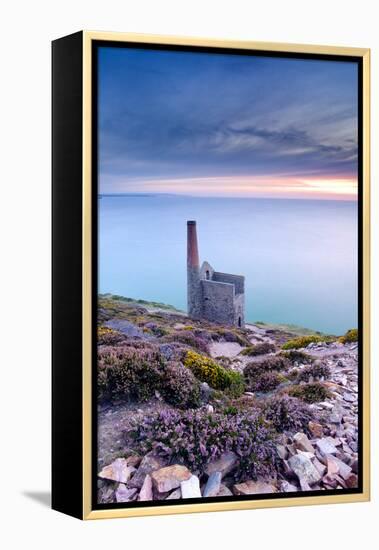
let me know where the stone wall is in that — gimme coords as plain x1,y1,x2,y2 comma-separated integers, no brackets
213,271,245,295
233,292,245,328
201,280,235,326
187,266,202,319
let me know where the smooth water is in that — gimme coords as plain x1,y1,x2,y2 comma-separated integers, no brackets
99,195,357,335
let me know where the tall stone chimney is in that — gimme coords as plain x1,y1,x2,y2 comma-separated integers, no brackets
187,221,202,319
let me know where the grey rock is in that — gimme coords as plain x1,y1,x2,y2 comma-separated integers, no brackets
343,392,356,403
319,401,334,411
316,438,338,456
299,477,312,491
280,480,298,492
98,458,136,484
206,451,238,478
288,454,322,485
166,488,182,500
276,444,288,460
129,454,166,489
330,406,344,424
293,432,315,454
200,382,213,402
217,484,233,497
350,458,359,474
115,484,138,503
105,319,145,338
138,474,153,501
313,457,327,477
181,475,202,498
203,471,222,497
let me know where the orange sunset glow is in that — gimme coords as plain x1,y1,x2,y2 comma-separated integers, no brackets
111,175,358,201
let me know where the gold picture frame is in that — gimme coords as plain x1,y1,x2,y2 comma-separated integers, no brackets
52,31,370,520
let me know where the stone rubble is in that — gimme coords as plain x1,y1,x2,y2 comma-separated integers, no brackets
98,339,359,503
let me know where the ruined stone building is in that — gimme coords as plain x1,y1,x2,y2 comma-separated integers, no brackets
187,220,245,328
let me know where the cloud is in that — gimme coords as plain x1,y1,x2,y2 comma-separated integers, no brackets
98,47,359,194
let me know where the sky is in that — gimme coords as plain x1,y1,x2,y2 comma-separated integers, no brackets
98,46,359,200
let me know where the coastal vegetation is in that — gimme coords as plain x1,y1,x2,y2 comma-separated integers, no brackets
97,295,359,503
282,334,335,350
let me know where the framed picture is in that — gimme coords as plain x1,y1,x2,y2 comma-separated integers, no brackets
52,31,370,520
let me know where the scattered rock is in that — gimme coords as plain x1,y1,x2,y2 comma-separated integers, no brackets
98,458,136,484
125,455,142,468
294,432,315,454
105,319,144,338
276,444,288,460
115,484,138,503
203,471,222,497
319,402,334,411
299,477,312,491
322,474,338,488
308,421,324,438
313,457,327,477
343,392,356,403
329,406,344,424
138,474,153,501
280,480,298,492
326,455,340,476
206,451,238,478
129,454,166,489
316,438,338,456
152,465,192,493
181,475,202,498
166,488,182,500
350,458,359,474
288,454,322,485
200,382,213,402
345,473,358,488
233,480,277,495
217,484,233,497
326,455,352,480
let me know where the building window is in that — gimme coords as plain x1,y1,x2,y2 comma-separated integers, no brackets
206,270,210,280
238,316,242,327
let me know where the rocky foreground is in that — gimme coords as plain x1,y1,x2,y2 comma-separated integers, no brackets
97,295,359,504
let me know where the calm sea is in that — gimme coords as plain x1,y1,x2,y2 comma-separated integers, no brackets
99,195,357,335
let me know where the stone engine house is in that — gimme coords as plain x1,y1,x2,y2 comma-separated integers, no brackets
187,220,245,328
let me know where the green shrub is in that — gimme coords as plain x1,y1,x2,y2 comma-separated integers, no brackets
280,350,314,364
124,409,277,481
282,334,335,350
163,330,209,353
244,355,290,379
240,342,276,356
339,328,358,344
97,326,125,345
244,356,290,393
160,361,201,408
98,344,201,408
297,361,331,382
288,382,330,403
183,350,245,396
248,371,282,393
261,395,315,433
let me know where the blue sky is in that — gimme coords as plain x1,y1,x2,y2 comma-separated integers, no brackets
98,46,358,199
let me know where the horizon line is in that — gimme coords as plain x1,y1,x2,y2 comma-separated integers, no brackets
99,192,358,202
